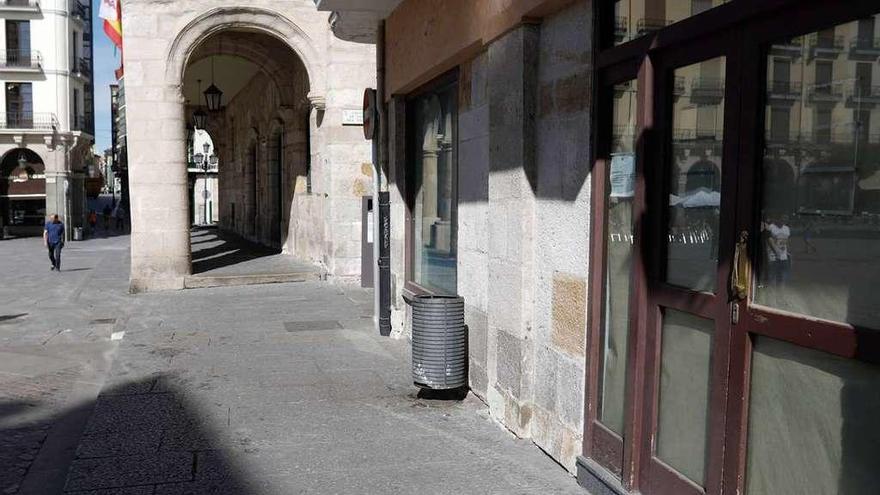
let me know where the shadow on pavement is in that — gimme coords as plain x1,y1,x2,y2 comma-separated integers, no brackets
59,374,258,494
190,227,278,275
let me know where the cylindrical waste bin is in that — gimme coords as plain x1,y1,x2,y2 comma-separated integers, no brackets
411,294,467,390
73,227,83,241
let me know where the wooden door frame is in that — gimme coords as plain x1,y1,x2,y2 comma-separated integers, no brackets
583,1,880,494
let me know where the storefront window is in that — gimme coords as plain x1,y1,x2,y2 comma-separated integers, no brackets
410,80,457,294
756,15,880,329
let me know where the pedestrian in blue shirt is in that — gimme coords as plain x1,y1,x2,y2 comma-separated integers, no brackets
43,214,65,271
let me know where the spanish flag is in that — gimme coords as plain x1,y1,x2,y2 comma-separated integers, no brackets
99,0,123,51
99,0,123,78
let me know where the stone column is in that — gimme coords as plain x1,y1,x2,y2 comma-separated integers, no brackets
420,144,439,245
486,23,539,438
127,82,190,292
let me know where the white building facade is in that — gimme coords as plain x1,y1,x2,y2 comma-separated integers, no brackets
0,0,94,238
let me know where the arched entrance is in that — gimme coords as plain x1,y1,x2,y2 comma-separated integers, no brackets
0,148,46,236
181,27,311,273
124,5,375,292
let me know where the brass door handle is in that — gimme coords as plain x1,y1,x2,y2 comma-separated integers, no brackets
731,230,750,302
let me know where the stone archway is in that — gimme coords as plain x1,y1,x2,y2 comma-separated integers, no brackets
124,3,374,292
165,7,326,102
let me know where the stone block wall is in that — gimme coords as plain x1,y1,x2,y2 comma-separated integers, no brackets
389,0,592,473
530,0,592,472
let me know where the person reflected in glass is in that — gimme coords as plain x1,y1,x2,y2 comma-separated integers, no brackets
765,214,791,287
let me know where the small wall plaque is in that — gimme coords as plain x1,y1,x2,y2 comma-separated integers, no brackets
342,109,364,126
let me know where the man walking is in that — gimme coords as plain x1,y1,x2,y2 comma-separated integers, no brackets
43,214,65,271
114,204,126,232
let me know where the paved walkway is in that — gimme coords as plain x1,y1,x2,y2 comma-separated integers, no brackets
190,227,319,277
0,235,584,494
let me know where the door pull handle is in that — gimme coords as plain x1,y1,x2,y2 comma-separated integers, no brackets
730,230,750,303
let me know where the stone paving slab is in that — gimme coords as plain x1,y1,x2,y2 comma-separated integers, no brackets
58,277,585,494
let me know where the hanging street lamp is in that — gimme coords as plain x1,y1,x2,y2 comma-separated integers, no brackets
204,55,223,111
192,79,208,129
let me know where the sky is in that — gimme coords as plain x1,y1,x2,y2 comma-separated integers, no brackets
92,0,122,154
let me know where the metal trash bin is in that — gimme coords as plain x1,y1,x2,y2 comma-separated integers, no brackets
73,227,83,241
411,294,467,390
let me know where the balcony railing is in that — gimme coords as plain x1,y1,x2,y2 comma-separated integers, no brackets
848,84,880,104
768,80,802,96
0,112,57,130
766,130,880,146
770,37,803,52
0,0,40,9
636,18,669,36
1,49,41,69
71,114,93,132
69,0,87,21
690,77,725,101
808,34,844,58
807,83,844,101
850,37,880,52
672,128,722,141
71,57,91,75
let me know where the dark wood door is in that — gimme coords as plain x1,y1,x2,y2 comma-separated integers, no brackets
638,33,742,495
584,3,880,495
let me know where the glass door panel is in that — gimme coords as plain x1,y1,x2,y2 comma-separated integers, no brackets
665,57,726,293
655,309,713,486
599,80,638,435
741,14,880,495
644,50,736,495
755,15,880,329
746,337,880,494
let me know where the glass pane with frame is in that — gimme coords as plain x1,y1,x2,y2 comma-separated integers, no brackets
598,80,638,435
665,57,726,293
755,15,880,330
655,309,713,486
411,81,458,294
745,336,880,494
613,0,729,46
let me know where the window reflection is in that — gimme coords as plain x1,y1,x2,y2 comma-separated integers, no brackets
613,0,729,46
757,15,880,330
666,57,726,293
411,82,457,294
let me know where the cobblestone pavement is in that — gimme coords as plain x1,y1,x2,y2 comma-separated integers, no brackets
1,234,584,494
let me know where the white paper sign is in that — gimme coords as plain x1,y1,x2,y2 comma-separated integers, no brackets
610,153,635,198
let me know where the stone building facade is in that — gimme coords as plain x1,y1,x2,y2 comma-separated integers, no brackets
323,0,594,475
327,2,880,495
121,1,374,291
0,0,94,239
